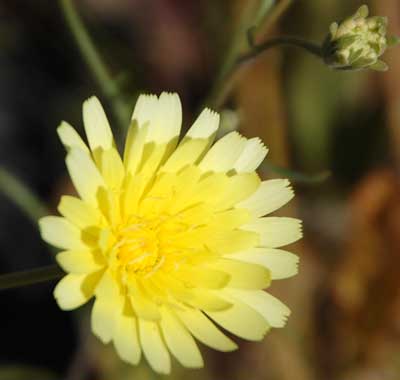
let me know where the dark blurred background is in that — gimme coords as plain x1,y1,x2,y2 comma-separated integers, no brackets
1,0,400,379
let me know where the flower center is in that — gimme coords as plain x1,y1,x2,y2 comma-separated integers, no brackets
116,219,164,277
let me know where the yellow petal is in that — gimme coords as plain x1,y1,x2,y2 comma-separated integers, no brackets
82,97,114,155
214,172,261,211
57,121,89,153
65,147,105,206
58,195,103,229
138,142,170,178
131,94,158,127
225,289,290,328
236,179,294,217
211,259,270,289
92,271,122,343
129,280,161,321
162,276,232,311
113,307,141,365
139,319,171,374
161,138,211,173
54,271,102,310
233,137,268,173
226,248,299,280
161,108,219,173
121,174,147,218
200,132,249,173
176,307,237,352
56,250,105,274
185,108,220,140
99,148,125,189
151,92,182,144
206,293,270,341
243,217,302,248
175,265,230,289
160,308,203,368
133,93,181,145
39,216,85,250
209,208,251,231
123,120,148,174
185,108,219,139
205,229,259,254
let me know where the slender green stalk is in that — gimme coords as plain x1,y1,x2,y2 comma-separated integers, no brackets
237,36,322,65
262,161,331,184
60,0,130,135
0,167,49,224
210,35,323,108
205,0,264,108
257,0,292,36
0,265,63,291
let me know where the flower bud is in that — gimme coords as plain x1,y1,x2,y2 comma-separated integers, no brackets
322,5,397,71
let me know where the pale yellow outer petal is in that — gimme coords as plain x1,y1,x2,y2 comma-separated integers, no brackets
225,248,299,280
123,120,148,174
129,280,161,321
58,196,103,230
199,132,247,172
225,289,290,328
139,319,171,374
174,265,230,289
132,92,181,144
161,139,211,173
185,108,219,139
236,179,294,217
210,259,270,290
57,121,89,153
214,173,260,211
113,312,141,365
56,250,105,274
152,92,182,144
99,148,125,189
160,308,204,368
92,271,122,343
233,137,268,173
65,147,106,206
175,308,238,352
206,294,270,341
160,108,219,173
54,271,102,310
131,94,158,127
243,217,302,248
39,216,85,250
82,97,114,153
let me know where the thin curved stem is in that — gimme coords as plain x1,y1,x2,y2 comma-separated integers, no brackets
60,0,130,135
0,265,63,291
0,167,49,224
211,36,323,108
237,36,323,66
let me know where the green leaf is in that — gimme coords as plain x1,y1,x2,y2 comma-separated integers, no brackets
356,5,369,19
388,35,400,47
369,60,389,71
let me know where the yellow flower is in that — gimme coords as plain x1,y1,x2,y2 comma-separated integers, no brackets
39,93,301,374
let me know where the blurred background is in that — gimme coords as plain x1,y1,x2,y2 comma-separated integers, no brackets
1,0,400,379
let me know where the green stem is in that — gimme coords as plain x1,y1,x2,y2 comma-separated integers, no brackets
211,36,323,108
237,36,323,65
0,167,49,224
60,0,130,135
0,265,63,291
262,161,331,184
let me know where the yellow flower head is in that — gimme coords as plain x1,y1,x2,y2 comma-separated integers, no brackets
39,93,302,374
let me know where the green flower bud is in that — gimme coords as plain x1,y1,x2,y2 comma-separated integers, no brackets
322,5,398,71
